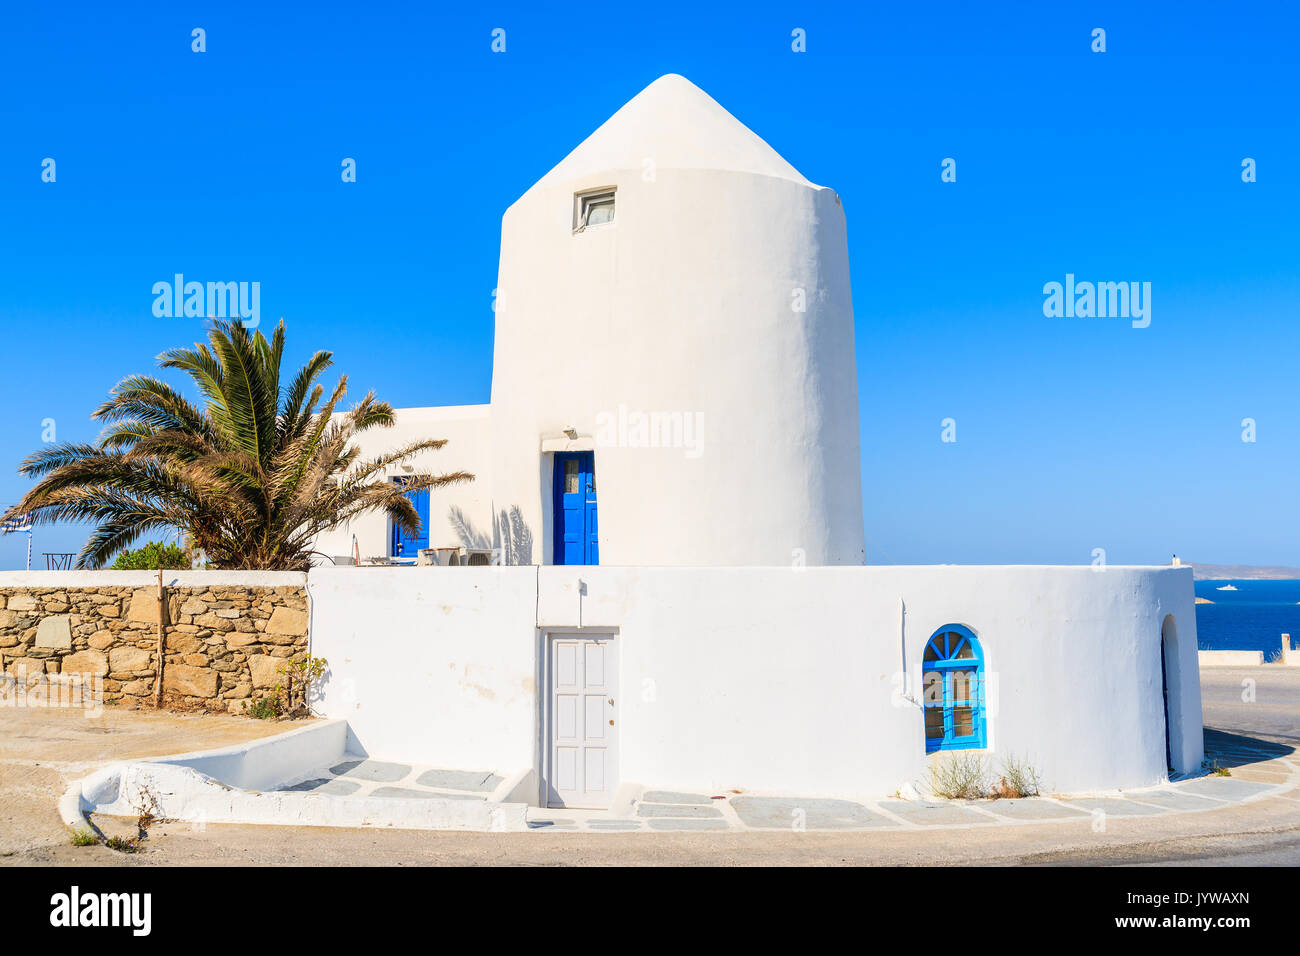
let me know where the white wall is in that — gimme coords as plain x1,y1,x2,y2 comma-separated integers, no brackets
0,570,305,588
309,76,867,570
488,75,865,567
154,719,349,791
308,564,1203,799
307,566,539,771
312,405,494,563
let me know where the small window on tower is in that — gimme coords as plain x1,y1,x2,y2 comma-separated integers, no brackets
574,189,615,232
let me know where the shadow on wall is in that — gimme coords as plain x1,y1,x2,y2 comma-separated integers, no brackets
447,504,534,565
495,506,534,565
448,505,491,551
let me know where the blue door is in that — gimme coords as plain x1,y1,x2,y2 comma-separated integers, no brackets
553,452,598,565
391,479,429,558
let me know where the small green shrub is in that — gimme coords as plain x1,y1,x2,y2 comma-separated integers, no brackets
69,826,99,847
927,751,989,799
994,754,1043,798
275,655,328,717
104,836,141,853
243,696,281,719
1212,762,1232,777
110,541,190,570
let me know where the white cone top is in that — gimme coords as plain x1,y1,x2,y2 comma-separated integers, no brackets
533,73,816,189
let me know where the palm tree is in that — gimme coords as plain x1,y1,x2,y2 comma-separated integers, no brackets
3,318,471,569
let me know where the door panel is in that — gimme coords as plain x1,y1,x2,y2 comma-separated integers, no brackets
390,480,429,558
553,452,598,565
546,635,618,808
556,747,577,792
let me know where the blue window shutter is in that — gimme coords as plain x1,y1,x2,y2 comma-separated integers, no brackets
921,624,986,753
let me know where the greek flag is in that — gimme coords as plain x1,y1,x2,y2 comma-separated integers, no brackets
1,511,33,534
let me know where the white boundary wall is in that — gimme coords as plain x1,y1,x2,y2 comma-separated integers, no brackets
308,565,1203,799
1198,650,1265,666
0,570,305,588
61,721,530,832
308,567,540,771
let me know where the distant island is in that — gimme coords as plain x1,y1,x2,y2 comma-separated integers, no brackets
1184,562,1300,581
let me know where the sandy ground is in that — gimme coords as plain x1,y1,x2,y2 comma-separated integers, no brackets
0,706,309,859
2,667,1298,866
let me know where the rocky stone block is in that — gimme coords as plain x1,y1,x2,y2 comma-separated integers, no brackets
61,650,110,677
162,664,218,698
266,606,308,636
246,654,282,689
35,615,73,650
108,646,152,672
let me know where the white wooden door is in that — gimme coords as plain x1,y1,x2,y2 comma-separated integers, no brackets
546,635,618,808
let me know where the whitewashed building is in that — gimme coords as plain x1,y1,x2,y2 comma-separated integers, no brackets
311,76,1203,808
316,74,863,569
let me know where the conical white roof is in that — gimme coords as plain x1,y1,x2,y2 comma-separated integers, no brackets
534,74,815,189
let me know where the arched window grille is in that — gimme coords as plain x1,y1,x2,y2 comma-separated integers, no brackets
922,624,986,752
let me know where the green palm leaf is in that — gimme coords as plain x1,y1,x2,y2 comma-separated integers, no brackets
2,317,474,569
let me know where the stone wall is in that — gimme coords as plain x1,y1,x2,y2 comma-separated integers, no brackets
0,572,309,713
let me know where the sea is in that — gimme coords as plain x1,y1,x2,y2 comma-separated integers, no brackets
1193,579,1300,655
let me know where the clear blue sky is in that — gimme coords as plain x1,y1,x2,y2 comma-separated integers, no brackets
1,1,1297,569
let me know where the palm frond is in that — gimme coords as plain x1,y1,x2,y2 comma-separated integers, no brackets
13,318,475,569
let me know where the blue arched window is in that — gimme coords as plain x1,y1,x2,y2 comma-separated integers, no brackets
922,624,986,753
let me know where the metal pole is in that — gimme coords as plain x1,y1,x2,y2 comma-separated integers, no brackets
25,531,31,572
153,568,165,707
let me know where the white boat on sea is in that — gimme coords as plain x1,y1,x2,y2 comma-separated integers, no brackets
1216,584,1239,591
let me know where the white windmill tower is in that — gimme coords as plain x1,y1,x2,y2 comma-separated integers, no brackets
489,74,865,567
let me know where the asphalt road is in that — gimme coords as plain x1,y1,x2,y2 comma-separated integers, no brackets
1034,665,1300,865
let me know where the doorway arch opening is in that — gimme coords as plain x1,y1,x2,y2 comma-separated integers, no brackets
1161,614,1182,774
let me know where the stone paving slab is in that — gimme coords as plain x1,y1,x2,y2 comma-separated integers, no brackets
329,759,411,783
1059,797,1167,816
1208,752,1292,766
1212,756,1277,769
520,765,1297,832
1119,790,1226,811
636,803,722,818
278,734,1295,834
1229,770,1290,784
1176,777,1276,800
283,777,362,796
276,760,515,804
414,769,502,792
641,790,715,805
978,799,1088,820
370,786,485,801
877,799,992,825
647,819,730,831
731,796,896,829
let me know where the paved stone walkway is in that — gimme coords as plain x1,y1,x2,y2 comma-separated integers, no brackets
261,731,1299,834
275,759,502,801
526,735,1299,832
